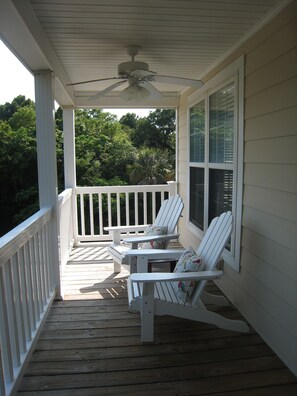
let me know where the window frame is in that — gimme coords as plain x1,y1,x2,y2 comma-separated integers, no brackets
187,55,244,271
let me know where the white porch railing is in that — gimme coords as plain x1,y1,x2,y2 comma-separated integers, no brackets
75,182,177,243
0,182,177,395
0,208,57,396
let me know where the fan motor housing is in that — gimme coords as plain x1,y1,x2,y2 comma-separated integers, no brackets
118,61,149,77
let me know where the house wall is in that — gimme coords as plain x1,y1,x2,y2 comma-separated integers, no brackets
177,1,297,375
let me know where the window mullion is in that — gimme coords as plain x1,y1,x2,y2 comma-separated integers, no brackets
208,163,234,171
230,75,239,258
204,95,210,230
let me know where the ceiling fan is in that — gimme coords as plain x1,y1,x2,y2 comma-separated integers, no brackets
67,45,204,101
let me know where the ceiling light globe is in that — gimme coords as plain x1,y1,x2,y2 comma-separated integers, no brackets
120,84,150,101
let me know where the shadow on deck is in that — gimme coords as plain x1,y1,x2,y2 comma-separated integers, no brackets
16,244,297,395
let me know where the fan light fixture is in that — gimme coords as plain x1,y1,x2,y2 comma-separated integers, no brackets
120,83,150,101
67,45,204,101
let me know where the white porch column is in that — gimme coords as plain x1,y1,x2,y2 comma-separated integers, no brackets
34,70,61,297
63,107,76,188
63,107,78,244
167,181,177,196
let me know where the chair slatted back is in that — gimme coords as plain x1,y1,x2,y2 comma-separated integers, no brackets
154,195,183,234
154,195,184,248
191,211,233,305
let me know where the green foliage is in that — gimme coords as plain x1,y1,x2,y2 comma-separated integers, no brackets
0,98,176,236
121,109,176,184
127,109,176,152
0,112,38,235
119,112,139,129
74,109,136,185
127,147,174,185
0,95,35,121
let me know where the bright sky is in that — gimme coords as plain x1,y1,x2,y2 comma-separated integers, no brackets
0,40,152,119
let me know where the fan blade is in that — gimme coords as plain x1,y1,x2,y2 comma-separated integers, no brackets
88,80,127,100
153,75,203,88
67,77,124,86
141,81,163,100
130,69,156,78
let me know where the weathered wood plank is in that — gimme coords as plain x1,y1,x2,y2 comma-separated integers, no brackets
30,333,265,362
26,345,276,376
17,383,297,396
18,366,296,393
39,317,251,340
34,328,254,351
16,245,297,395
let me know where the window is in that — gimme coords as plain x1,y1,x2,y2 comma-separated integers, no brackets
188,56,244,271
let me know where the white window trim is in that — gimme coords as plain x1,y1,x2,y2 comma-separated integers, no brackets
187,55,244,272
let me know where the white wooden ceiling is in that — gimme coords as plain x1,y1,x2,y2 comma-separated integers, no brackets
1,0,289,107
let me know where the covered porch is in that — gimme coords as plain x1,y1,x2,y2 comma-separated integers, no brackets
16,245,297,395
1,0,297,394
3,184,297,395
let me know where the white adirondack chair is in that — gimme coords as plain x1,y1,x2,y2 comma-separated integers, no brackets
126,211,250,342
105,195,184,273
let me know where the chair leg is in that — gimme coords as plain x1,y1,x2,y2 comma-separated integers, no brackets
141,282,155,342
137,256,149,273
129,256,137,274
201,290,230,306
113,260,121,273
193,307,250,333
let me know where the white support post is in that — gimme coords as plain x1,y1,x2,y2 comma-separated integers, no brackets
63,107,78,245
34,70,61,298
63,107,76,188
167,181,177,197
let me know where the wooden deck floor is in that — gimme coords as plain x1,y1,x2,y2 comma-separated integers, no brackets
16,245,297,395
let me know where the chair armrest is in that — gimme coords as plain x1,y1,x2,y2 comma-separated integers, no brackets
123,233,179,245
104,224,148,244
104,224,148,232
130,270,223,283
126,248,185,261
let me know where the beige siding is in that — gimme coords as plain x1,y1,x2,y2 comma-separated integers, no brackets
245,106,297,140
245,136,297,164
177,2,297,375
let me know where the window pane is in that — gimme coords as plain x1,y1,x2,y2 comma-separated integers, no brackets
209,83,234,163
190,167,204,230
190,100,205,162
209,169,233,222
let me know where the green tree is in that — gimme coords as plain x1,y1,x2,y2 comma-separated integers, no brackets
0,111,38,235
74,109,136,186
0,95,35,121
127,147,174,185
0,97,62,236
119,112,139,129
0,99,176,236
129,109,176,153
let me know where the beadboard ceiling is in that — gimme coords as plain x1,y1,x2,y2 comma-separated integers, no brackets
2,0,290,107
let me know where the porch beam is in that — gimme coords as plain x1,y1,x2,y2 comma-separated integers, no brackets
74,91,179,108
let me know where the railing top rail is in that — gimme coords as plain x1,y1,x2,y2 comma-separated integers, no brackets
58,188,73,200
58,188,73,207
75,184,175,194
0,207,53,266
